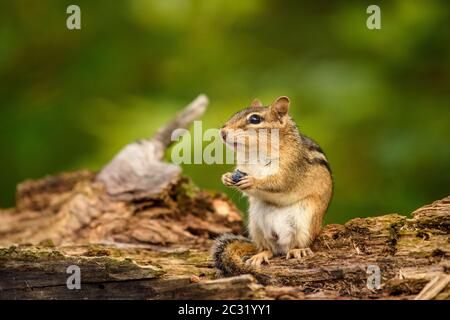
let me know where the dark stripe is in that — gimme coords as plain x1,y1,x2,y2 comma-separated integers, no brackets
306,157,331,173
301,134,325,155
308,144,324,154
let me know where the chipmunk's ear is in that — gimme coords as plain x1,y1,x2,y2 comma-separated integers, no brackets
271,96,290,117
250,99,263,107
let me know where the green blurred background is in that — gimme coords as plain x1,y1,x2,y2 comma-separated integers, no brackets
0,0,449,223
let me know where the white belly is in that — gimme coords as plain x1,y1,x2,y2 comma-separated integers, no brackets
248,198,313,255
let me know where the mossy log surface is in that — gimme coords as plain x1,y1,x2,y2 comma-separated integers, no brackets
0,171,242,247
221,196,449,300
0,96,448,299
0,170,256,300
0,169,448,299
0,244,262,300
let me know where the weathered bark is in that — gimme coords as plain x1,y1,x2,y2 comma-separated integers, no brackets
0,171,241,248
0,95,250,299
218,196,449,300
0,244,263,300
1,196,448,300
96,94,209,201
0,95,448,299
0,95,241,247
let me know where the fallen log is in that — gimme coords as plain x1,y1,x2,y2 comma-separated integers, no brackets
216,196,450,300
0,244,263,300
0,95,242,248
0,196,447,299
0,95,448,299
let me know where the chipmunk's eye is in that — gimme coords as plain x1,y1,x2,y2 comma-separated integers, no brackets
248,114,262,124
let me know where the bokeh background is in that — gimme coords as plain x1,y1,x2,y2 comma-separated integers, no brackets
1,0,449,223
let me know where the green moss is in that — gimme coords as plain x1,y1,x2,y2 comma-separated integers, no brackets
0,246,18,258
89,256,165,279
0,245,164,278
83,245,113,257
0,246,65,261
38,239,55,247
344,218,370,233
176,177,200,199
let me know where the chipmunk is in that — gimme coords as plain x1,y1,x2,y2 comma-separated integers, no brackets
214,96,333,270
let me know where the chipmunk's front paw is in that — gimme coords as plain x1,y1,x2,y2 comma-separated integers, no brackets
234,176,255,190
286,248,314,260
221,172,234,187
245,250,273,267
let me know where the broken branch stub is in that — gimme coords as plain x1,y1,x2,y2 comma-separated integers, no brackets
0,94,243,247
96,94,209,201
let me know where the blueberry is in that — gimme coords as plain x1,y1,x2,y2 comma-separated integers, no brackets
231,170,247,183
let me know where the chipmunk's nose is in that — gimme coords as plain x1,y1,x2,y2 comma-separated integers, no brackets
220,129,227,141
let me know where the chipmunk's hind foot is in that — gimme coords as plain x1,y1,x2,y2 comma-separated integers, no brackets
286,248,314,260
245,250,273,267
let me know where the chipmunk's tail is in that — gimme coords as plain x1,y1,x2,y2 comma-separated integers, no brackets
212,234,257,276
